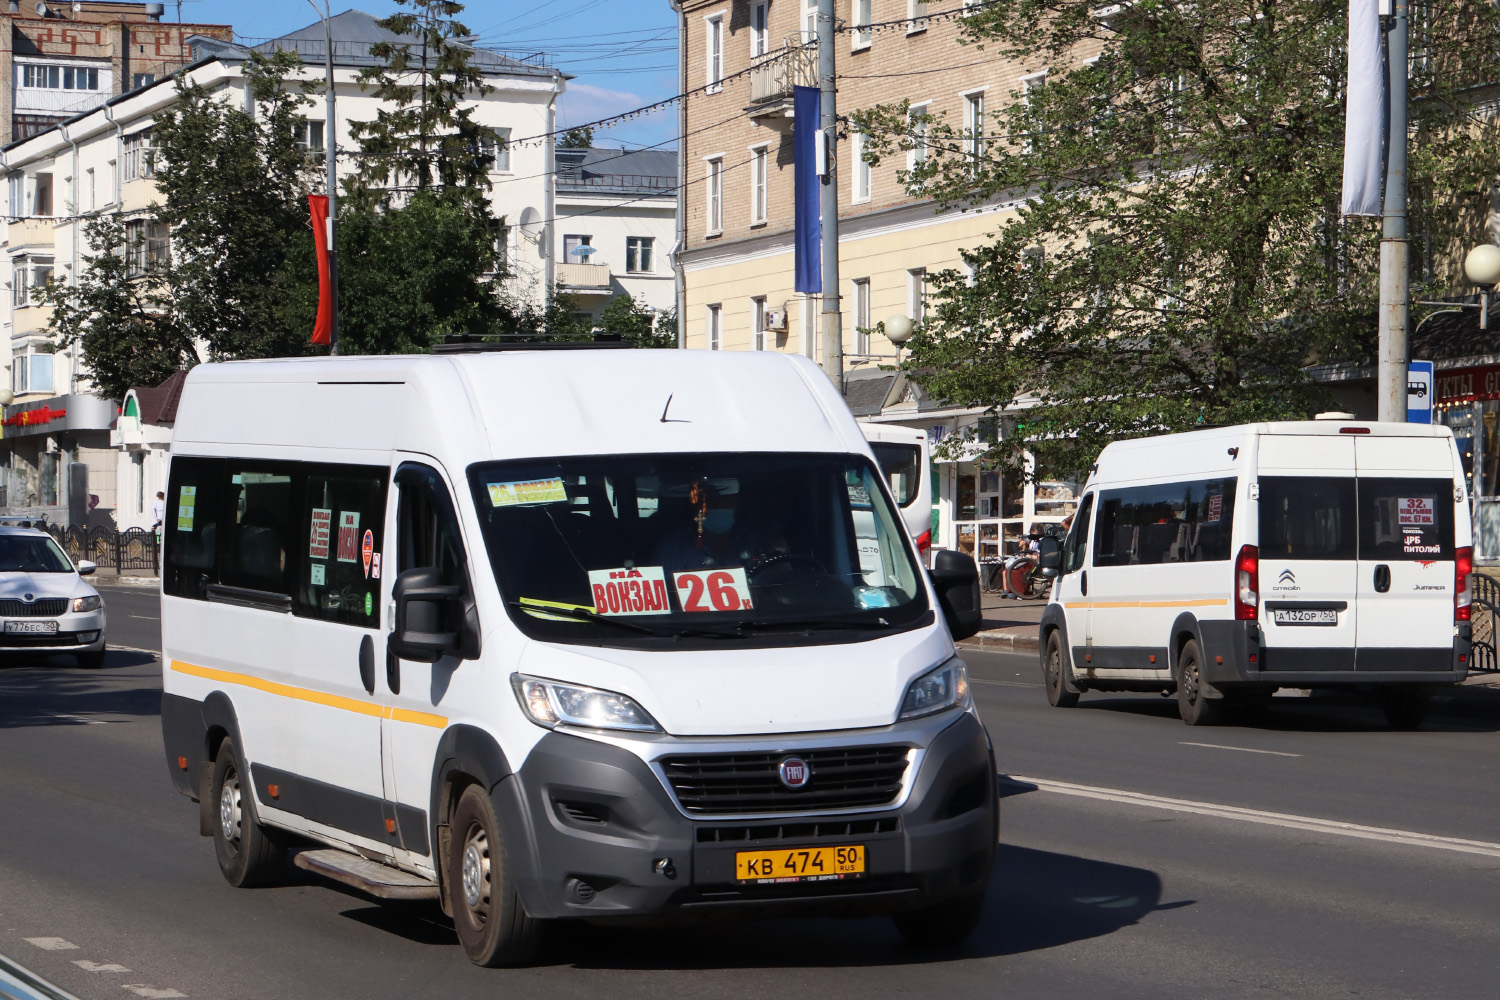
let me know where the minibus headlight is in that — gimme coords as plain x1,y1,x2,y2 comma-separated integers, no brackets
72,595,102,613
510,674,661,733
899,657,971,720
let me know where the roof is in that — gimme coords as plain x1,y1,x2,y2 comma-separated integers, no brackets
127,370,188,426
556,146,677,196
841,371,898,417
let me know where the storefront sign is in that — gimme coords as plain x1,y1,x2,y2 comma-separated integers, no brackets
1437,364,1500,405
0,394,117,438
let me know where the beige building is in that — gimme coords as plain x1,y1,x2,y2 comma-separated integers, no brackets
670,0,1088,561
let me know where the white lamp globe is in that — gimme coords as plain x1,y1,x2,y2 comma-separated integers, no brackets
0,389,13,407
884,314,915,345
1464,244,1500,287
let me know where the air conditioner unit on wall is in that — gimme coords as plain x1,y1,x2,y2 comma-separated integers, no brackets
766,307,788,332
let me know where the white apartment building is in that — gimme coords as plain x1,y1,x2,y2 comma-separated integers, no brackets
0,9,566,526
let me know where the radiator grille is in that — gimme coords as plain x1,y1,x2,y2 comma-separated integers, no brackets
0,598,68,617
660,746,909,815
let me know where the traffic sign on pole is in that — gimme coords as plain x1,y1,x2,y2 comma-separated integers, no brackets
1407,359,1433,424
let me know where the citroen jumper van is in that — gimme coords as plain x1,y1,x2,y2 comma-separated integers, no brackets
159,349,993,967
1037,420,1473,728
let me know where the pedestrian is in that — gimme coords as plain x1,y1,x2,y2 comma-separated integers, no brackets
151,491,166,534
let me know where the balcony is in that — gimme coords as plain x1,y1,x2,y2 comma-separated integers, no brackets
555,262,613,294
7,217,56,251
747,43,817,124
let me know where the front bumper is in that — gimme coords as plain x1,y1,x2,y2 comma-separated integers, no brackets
1199,620,1470,688
0,610,105,652
492,710,997,921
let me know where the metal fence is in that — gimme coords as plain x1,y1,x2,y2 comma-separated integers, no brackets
46,526,159,575
1471,574,1500,672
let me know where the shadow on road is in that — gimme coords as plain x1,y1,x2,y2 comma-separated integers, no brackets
323,843,1181,970
0,649,160,728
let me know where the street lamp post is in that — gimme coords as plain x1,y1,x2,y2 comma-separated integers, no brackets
1412,244,1500,333
307,0,339,356
884,313,914,368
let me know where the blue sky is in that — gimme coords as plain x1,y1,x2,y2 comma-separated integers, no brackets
181,1,680,149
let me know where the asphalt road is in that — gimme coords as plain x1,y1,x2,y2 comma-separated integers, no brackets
3,586,1500,998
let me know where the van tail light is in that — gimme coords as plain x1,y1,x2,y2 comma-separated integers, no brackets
1456,546,1474,622
914,530,932,555
1235,544,1259,621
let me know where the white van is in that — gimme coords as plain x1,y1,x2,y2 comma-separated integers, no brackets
859,423,933,559
159,349,993,967
1037,420,1473,728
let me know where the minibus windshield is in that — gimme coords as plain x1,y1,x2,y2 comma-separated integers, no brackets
468,453,931,646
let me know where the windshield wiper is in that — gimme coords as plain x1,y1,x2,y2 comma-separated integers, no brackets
507,601,744,639
730,616,894,634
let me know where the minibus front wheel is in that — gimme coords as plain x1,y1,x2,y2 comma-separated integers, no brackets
210,737,285,888
1043,631,1079,708
449,784,543,967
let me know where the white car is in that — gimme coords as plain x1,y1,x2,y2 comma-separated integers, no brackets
0,527,107,667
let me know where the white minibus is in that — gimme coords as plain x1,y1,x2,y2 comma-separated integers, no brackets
159,349,994,966
1037,420,1473,728
859,423,933,559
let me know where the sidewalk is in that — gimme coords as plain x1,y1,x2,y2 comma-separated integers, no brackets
959,591,1046,652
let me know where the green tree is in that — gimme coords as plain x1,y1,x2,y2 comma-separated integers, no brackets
558,126,594,149
854,0,1500,479
597,294,676,348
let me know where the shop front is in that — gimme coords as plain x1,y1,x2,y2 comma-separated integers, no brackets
1433,361,1500,562
0,393,119,527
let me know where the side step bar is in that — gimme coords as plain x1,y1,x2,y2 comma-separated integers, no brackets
294,849,441,901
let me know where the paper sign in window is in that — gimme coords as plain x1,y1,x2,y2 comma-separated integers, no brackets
674,567,754,613
588,566,670,616
308,507,332,559
488,478,568,507
1398,497,1435,526
176,486,196,531
336,511,360,563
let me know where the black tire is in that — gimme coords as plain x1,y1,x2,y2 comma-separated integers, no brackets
1175,639,1223,726
1043,630,1079,708
449,784,543,967
892,891,986,947
211,737,285,888
75,646,105,669
1382,688,1430,730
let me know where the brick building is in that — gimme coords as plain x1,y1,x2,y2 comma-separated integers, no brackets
0,1,230,146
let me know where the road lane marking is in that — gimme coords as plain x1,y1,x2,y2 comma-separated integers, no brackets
1180,741,1302,757
24,938,78,951
970,677,1041,689
74,961,130,973
121,987,185,999
1013,774,1500,859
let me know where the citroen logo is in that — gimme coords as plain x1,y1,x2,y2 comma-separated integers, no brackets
1277,570,1295,585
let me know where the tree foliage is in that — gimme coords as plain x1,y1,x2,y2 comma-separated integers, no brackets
854,0,1500,479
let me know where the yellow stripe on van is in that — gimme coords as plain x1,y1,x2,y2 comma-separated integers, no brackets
1060,599,1230,610
170,660,448,729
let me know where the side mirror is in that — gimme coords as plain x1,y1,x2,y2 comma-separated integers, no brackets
388,566,481,663
77,560,96,576
1036,536,1061,578
930,549,982,641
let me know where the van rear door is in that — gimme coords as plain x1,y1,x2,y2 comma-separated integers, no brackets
1352,437,1457,671
1256,435,1359,671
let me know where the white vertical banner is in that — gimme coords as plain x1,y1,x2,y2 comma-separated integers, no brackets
1341,0,1385,216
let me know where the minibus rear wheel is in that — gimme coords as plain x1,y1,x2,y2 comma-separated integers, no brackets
1043,631,1079,708
892,891,986,947
1175,639,1223,726
449,784,543,967
211,737,286,887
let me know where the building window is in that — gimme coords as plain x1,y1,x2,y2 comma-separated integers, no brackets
107,160,117,201
706,13,724,90
12,256,52,308
965,91,986,173
852,130,871,202
292,120,325,153
851,0,872,49
908,103,929,171
626,236,654,274
706,156,724,233
85,167,95,211
12,351,54,395
563,234,593,262
7,173,20,218
852,278,870,355
1021,71,1047,153
125,220,170,276
488,127,511,171
20,64,100,90
803,0,818,42
33,173,53,217
751,295,767,351
750,145,769,224
132,72,156,90
908,0,929,32
123,131,155,181
907,267,927,323
707,303,722,350
751,1,770,57
132,451,146,515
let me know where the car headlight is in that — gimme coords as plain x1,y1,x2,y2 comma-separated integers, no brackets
511,673,661,733
72,595,102,613
899,657,971,720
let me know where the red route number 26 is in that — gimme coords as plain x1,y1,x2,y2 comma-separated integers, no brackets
673,568,754,613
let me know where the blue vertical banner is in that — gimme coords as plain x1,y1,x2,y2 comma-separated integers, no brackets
1407,359,1433,424
793,85,821,294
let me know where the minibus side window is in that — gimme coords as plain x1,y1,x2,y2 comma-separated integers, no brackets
1257,477,1356,560
296,464,389,627
163,457,226,600
1063,493,1093,573
220,463,300,596
396,465,467,588
1093,478,1237,566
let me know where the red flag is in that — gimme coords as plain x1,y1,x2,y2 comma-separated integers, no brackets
308,194,332,345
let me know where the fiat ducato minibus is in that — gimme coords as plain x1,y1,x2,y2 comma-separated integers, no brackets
1038,419,1473,728
159,348,992,967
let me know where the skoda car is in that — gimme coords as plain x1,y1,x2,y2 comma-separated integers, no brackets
0,527,106,667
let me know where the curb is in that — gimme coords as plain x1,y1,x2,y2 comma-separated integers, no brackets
960,630,1040,652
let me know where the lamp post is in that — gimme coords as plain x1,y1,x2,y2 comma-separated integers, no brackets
884,313,914,367
307,0,339,355
1413,243,1500,333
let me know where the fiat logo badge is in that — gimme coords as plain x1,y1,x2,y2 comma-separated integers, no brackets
778,756,810,789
